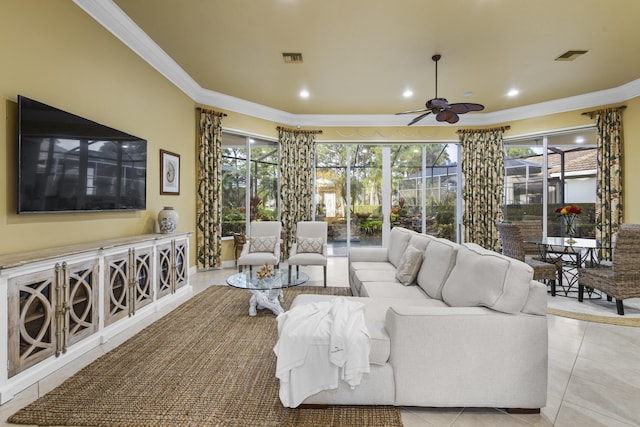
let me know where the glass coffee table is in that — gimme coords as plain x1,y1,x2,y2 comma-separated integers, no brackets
227,269,309,316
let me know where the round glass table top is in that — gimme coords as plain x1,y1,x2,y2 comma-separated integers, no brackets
226,269,309,290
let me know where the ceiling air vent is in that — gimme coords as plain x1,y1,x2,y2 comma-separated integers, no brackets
555,50,589,61
282,52,303,63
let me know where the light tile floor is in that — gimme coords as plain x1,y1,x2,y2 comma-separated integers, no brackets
2,257,640,426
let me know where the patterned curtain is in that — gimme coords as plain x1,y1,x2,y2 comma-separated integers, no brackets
459,127,509,252
585,107,625,260
196,108,225,269
278,127,321,258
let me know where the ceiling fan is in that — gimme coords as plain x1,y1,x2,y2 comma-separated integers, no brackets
396,54,484,125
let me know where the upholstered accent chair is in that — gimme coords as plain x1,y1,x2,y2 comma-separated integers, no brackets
496,222,559,296
237,221,282,273
287,221,328,287
578,224,640,315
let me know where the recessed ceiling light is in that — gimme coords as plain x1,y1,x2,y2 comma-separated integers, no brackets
507,89,519,97
575,136,585,144
403,89,413,98
299,89,310,98
463,91,473,97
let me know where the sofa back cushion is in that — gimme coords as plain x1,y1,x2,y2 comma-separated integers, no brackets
388,227,412,268
441,243,533,314
407,234,431,252
416,237,459,300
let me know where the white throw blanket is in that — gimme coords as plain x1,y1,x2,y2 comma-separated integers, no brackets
273,297,371,408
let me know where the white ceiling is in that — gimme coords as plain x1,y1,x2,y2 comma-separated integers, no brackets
77,0,640,127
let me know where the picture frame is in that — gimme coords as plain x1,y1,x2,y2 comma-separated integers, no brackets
160,149,180,195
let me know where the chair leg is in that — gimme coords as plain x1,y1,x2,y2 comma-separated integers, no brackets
578,285,584,302
549,279,556,297
607,295,613,302
616,299,625,315
288,265,292,284
323,266,327,288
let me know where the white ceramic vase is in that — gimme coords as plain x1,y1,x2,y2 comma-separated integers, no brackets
158,206,179,233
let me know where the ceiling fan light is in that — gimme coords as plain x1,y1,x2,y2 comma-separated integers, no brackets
507,89,519,97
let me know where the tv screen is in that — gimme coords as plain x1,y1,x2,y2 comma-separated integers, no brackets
17,96,147,213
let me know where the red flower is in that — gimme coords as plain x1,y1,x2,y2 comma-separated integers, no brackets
556,205,581,215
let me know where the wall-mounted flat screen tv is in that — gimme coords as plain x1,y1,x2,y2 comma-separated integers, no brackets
17,95,147,213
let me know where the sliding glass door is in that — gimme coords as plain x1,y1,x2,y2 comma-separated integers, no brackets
504,129,597,237
316,142,460,256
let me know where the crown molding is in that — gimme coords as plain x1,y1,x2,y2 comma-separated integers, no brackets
73,0,202,100
75,0,640,129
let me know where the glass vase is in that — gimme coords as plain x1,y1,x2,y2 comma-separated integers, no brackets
564,215,577,244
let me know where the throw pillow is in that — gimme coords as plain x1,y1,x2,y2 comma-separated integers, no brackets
395,245,424,286
249,236,277,253
297,236,324,254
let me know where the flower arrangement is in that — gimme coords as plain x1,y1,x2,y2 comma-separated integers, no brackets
556,205,581,243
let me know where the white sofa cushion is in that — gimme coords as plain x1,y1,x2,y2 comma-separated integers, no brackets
441,243,533,314
416,237,459,300
395,245,424,285
361,282,434,299
388,227,412,268
350,261,396,273
407,233,432,252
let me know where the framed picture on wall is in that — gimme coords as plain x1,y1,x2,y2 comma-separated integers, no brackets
160,149,180,195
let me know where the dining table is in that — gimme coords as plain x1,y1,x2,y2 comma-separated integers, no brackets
524,237,608,298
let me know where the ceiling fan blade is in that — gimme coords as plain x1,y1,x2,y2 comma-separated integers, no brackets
407,111,432,126
446,113,460,124
449,103,485,114
395,108,429,115
427,98,449,110
436,110,459,123
463,103,485,112
449,103,471,114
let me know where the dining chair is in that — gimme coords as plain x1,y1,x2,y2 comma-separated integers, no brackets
287,221,328,287
496,222,559,296
512,219,543,258
577,224,640,315
237,221,282,273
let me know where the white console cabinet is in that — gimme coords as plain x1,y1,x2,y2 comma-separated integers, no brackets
0,233,192,404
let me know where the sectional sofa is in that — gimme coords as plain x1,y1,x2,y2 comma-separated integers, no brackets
283,226,548,411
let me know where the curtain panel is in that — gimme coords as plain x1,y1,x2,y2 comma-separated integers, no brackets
196,109,224,269
585,107,625,260
278,127,319,258
459,127,508,252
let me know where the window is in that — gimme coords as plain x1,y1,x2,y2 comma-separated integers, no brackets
221,133,279,237
504,129,597,237
315,142,461,256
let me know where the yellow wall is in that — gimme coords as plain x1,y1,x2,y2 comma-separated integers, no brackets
622,97,640,223
1,1,196,261
3,2,639,266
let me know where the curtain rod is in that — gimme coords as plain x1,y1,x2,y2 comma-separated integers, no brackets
197,107,227,117
581,105,626,119
277,126,323,134
457,125,510,134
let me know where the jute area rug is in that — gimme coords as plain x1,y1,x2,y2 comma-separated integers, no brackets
9,285,402,427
